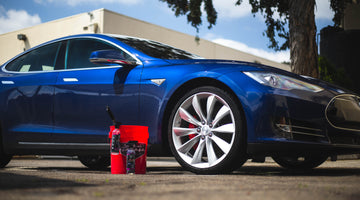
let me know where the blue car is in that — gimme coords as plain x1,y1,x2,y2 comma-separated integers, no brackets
1,34,359,174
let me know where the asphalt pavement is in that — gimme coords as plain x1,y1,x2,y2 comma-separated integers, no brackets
1,157,360,200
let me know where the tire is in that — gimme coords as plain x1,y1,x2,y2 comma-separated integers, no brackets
272,155,328,170
0,154,12,168
0,129,12,168
78,155,110,170
168,86,247,174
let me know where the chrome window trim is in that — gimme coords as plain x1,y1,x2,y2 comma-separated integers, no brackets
1,35,143,74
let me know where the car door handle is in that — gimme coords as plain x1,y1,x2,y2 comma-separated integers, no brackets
63,78,78,82
1,81,14,84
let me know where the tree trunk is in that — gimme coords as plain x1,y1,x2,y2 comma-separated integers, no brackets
288,0,318,78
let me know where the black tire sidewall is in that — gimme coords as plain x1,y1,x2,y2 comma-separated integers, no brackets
78,155,110,170
168,86,247,174
0,130,12,168
272,155,328,170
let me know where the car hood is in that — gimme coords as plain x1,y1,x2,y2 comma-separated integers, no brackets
164,59,282,72
164,59,354,95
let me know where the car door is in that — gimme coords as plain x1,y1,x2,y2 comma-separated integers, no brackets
53,38,142,147
0,42,62,152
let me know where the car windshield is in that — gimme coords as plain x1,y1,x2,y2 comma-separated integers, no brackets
115,37,202,60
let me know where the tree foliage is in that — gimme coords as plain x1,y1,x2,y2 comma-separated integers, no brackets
237,0,289,51
330,0,352,26
160,0,217,31
160,0,352,78
318,56,353,90
160,0,350,51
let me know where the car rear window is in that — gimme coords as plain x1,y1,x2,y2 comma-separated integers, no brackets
5,42,60,72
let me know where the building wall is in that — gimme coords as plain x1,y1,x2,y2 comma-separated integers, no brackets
103,9,289,70
0,9,103,64
0,8,290,71
344,3,360,30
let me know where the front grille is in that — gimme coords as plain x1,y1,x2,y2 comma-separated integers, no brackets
326,94,360,132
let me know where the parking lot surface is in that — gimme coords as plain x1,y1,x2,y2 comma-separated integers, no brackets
1,157,360,200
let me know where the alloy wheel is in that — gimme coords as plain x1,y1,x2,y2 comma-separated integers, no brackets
171,92,237,169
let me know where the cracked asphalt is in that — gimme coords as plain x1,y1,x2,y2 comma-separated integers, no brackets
1,157,360,200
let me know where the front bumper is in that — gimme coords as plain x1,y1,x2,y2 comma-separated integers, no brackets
246,92,360,155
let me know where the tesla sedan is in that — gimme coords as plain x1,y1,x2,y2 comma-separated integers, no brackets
1,34,359,174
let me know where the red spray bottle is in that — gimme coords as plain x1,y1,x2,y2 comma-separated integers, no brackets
106,106,122,174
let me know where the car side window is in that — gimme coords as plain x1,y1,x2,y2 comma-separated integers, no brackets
5,42,61,72
66,38,134,70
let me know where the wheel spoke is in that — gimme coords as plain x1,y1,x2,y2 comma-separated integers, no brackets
173,127,197,137
177,135,200,154
206,137,217,165
191,139,205,164
212,123,235,133
212,105,230,126
206,95,216,122
179,107,201,126
192,94,206,123
211,135,231,153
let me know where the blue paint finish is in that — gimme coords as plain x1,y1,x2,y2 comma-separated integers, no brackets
1,33,359,157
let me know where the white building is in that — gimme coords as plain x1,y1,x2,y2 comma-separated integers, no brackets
0,8,290,71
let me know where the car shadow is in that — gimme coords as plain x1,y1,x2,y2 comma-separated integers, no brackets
0,171,90,190
15,166,111,173
146,165,360,176
21,166,188,175
232,165,360,176
5,160,360,176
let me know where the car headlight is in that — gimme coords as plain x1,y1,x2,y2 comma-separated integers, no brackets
243,71,323,92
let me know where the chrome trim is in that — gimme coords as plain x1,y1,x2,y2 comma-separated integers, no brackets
276,124,324,137
150,79,166,86
1,35,143,74
276,124,291,132
336,97,356,102
325,94,360,132
291,131,326,138
291,125,322,132
19,142,109,146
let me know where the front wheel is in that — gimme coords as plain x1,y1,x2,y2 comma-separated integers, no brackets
168,86,247,174
272,155,328,170
78,155,110,170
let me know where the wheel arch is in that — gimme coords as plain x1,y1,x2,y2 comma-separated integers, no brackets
161,77,248,153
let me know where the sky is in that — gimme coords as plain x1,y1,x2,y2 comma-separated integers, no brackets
0,0,335,63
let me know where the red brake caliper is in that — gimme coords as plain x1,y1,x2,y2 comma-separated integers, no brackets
188,123,198,150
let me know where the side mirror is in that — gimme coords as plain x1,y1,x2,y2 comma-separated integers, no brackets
89,50,137,66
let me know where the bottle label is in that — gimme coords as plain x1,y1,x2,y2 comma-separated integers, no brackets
120,143,146,158
126,149,136,174
111,133,120,154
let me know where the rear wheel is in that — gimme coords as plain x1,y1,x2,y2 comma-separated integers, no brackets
168,86,247,174
272,155,328,170
78,155,110,170
0,131,12,168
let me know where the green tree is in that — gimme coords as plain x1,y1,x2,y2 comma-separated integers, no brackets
160,0,350,78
